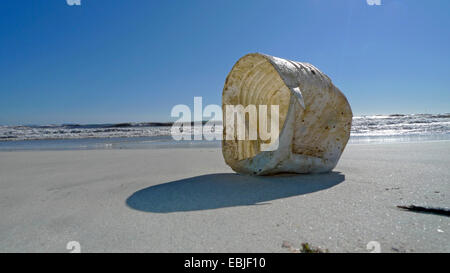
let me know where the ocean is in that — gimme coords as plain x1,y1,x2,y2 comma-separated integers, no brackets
0,114,449,151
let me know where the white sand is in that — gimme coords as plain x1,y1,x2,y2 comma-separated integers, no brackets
0,141,449,252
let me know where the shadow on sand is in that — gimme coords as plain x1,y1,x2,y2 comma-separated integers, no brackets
126,172,345,213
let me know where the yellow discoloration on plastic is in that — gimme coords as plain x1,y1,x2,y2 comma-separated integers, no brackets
222,53,352,175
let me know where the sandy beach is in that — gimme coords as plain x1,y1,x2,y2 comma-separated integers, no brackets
0,141,449,253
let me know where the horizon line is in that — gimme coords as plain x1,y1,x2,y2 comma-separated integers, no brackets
1,112,449,127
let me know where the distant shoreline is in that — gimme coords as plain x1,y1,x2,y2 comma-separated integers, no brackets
0,134,449,152
0,114,449,145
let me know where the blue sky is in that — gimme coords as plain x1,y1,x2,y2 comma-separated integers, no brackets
0,0,449,125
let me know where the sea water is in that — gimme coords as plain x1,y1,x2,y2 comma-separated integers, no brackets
0,114,449,151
